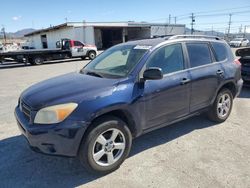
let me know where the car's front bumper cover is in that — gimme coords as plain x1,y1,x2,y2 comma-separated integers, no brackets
14,106,89,157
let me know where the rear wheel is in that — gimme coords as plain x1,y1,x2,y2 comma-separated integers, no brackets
30,57,44,65
78,116,132,174
207,88,233,122
88,51,96,60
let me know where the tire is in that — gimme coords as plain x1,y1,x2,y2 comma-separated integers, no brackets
78,116,132,174
207,88,233,123
88,51,96,60
31,57,44,65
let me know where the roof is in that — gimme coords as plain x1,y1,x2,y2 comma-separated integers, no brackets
116,35,225,48
124,38,166,47
24,21,185,37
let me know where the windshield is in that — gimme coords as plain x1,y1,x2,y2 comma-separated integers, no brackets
81,44,149,78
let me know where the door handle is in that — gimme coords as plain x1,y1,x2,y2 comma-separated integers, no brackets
181,78,191,85
216,70,224,75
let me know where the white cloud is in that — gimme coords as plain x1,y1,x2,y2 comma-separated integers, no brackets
12,15,22,21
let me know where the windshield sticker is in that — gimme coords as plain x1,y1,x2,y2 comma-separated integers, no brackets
134,45,152,50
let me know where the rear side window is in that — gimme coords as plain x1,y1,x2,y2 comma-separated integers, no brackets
186,43,212,68
211,42,228,61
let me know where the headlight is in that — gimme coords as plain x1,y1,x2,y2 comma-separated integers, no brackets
34,103,78,124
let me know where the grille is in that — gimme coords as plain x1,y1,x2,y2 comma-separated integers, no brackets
20,101,31,120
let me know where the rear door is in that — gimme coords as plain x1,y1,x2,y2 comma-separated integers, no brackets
186,42,224,112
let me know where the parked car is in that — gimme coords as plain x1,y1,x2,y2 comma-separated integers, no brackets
15,35,243,174
236,47,250,86
229,38,249,47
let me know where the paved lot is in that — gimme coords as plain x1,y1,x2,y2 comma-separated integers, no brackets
0,54,250,188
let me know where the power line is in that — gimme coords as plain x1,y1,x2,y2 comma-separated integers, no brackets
192,5,250,14
195,10,250,17
175,5,250,18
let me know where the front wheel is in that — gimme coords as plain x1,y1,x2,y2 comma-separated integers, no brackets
78,116,132,174
88,51,96,60
207,88,233,122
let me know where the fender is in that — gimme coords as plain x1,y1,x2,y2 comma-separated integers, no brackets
210,79,237,105
88,103,142,137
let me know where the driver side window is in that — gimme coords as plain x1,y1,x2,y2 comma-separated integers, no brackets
146,43,184,75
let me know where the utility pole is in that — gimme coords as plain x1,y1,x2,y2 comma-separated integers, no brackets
243,25,246,38
168,14,171,24
211,26,214,35
1,26,7,45
227,14,232,38
174,17,177,24
190,13,195,34
239,24,242,34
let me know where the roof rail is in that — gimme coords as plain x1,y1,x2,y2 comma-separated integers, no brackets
168,35,222,40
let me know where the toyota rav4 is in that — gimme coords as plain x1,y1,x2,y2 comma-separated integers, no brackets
15,35,243,174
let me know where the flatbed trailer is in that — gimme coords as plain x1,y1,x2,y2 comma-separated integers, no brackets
0,39,97,65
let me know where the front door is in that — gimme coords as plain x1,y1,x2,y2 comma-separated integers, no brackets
140,43,191,129
71,41,86,57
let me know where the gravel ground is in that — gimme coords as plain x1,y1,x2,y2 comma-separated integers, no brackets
0,54,250,188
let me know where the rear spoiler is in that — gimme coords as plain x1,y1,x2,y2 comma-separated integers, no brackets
235,47,250,57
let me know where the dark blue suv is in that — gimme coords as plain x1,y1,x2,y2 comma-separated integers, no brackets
15,35,243,174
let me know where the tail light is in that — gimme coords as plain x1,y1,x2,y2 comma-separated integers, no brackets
234,59,241,66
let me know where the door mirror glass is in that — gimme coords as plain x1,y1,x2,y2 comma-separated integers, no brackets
143,68,163,80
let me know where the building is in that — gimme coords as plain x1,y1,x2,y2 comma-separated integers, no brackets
24,22,186,50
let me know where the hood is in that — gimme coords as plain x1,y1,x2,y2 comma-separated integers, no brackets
235,47,250,57
21,72,120,110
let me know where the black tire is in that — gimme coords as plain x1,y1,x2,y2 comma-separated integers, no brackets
207,88,233,123
88,51,96,60
31,57,44,65
78,116,132,174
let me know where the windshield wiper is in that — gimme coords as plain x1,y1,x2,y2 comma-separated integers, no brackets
86,71,103,78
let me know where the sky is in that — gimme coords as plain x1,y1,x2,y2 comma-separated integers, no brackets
1,0,250,33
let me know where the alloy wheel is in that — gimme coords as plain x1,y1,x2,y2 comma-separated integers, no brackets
92,128,126,167
217,93,231,118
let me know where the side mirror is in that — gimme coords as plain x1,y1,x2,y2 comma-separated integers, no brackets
143,67,163,80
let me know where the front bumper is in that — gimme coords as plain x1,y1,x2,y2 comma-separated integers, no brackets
15,106,89,157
